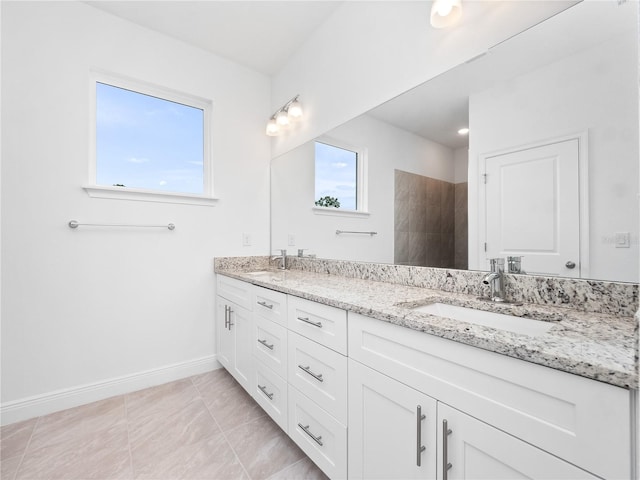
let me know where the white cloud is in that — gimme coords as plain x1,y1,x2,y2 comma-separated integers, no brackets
128,157,150,164
331,162,348,168
159,180,168,186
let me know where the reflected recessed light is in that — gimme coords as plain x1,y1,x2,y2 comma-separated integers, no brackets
458,128,469,135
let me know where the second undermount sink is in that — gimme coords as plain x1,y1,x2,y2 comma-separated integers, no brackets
411,302,555,337
245,270,284,281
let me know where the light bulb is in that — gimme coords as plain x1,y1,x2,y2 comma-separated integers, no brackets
430,0,462,28
458,127,469,135
266,118,279,136
287,99,303,121
436,0,453,16
276,110,289,127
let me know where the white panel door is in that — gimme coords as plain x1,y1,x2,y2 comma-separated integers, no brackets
348,359,437,480
484,139,580,277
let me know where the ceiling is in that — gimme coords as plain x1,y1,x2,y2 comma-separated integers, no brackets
85,1,343,76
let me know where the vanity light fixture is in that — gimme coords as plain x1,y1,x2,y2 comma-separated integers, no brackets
266,95,304,136
458,127,469,135
430,0,462,28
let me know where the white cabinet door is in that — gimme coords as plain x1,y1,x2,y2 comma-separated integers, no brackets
216,295,253,393
216,297,234,372
349,359,437,480
437,403,599,480
231,303,253,393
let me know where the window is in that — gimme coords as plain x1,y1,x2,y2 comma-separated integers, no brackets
314,138,367,215
87,71,215,205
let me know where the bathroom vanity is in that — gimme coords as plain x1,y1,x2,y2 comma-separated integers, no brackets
214,256,637,480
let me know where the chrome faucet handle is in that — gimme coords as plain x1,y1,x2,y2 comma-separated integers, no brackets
488,257,505,273
507,256,524,274
298,249,307,257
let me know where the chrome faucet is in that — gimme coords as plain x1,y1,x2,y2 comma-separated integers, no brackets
271,249,287,270
482,258,506,302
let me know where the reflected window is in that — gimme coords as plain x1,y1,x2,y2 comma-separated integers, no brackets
314,140,361,210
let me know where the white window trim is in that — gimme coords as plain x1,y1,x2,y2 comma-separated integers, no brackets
314,135,368,215
87,68,218,206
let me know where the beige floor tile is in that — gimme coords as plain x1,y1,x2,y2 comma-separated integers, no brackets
267,457,329,480
203,382,266,433
16,421,131,480
129,397,220,470
1,455,23,480
191,368,237,401
133,430,248,480
225,415,305,480
28,396,126,451
126,379,201,420
1,417,37,460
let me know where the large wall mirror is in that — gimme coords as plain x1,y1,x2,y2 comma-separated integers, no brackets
271,1,638,283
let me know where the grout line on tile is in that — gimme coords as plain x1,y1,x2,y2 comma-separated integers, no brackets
11,415,40,480
190,375,253,480
123,394,135,479
265,457,307,480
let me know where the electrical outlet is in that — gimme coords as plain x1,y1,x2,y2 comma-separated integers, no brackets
615,232,630,248
242,233,252,246
288,234,296,246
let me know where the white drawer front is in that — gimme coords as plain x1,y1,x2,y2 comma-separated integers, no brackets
287,296,347,354
254,315,287,379
217,275,253,311
288,386,347,480
254,286,288,327
349,312,631,480
288,332,347,425
253,361,288,433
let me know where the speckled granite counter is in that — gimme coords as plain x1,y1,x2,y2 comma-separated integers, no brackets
214,257,639,389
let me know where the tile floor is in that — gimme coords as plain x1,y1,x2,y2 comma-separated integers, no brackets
1,368,329,480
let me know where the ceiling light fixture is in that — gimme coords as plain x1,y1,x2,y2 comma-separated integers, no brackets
430,0,462,28
458,127,469,135
265,95,303,136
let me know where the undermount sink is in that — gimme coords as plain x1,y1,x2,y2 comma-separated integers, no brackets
244,270,284,281
411,302,554,337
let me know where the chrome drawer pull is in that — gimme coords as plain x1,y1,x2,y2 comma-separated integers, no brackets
443,419,453,480
257,301,274,309
297,316,323,328
416,405,426,466
298,423,323,446
257,338,275,350
298,364,324,382
258,384,274,400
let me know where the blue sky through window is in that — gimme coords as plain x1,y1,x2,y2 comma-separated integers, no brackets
315,141,357,210
96,82,204,194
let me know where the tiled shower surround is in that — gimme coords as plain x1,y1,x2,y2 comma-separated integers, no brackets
394,169,468,269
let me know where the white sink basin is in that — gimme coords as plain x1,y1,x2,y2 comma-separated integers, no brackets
412,302,554,337
244,271,284,281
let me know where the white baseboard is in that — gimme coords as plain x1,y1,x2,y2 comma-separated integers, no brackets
1,355,220,426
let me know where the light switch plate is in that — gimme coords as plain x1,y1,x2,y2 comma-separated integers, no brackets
288,234,296,246
242,233,252,246
614,232,630,248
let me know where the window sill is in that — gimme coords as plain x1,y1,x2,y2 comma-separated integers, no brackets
312,206,370,218
83,185,219,206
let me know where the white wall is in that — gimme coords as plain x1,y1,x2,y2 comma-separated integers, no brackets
467,27,638,282
1,2,271,422
271,1,576,158
453,147,469,184
271,114,453,263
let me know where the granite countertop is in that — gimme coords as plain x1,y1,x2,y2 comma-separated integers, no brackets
216,267,638,389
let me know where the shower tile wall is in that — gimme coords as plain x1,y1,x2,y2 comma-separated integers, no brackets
394,170,467,269
454,182,468,270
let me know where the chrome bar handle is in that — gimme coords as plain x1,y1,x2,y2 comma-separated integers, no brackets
443,419,453,480
298,364,324,382
257,301,274,309
416,405,426,466
257,338,274,350
297,316,323,328
224,305,230,329
298,423,323,446
258,384,274,400
227,306,233,330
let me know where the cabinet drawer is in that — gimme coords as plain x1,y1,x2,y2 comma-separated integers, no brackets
349,312,631,480
288,386,347,480
287,296,347,354
288,332,347,425
254,315,287,379
254,286,287,327
253,361,288,433
217,275,253,311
